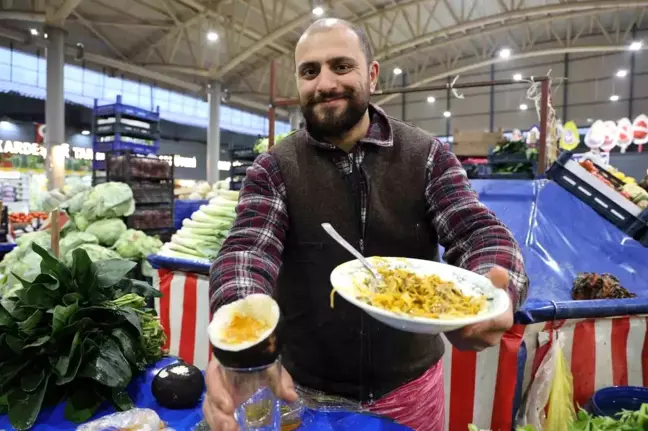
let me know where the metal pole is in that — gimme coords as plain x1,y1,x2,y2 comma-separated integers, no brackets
563,53,569,123
445,76,451,138
629,26,636,120
45,26,65,190
402,72,407,121
268,60,276,149
538,80,550,174
489,64,495,132
207,81,221,183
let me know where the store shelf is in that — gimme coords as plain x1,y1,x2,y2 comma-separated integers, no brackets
93,96,161,156
93,150,176,236
546,151,648,246
94,95,160,123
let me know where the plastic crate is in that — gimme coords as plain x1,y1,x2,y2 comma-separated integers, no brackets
546,151,648,246
94,137,160,155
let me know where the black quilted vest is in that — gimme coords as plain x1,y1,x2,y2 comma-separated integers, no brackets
269,117,444,402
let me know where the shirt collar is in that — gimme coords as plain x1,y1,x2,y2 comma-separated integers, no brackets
305,103,393,150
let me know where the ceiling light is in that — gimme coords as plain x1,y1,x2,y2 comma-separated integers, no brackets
30,29,38,36
513,73,522,81
393,67,402,75
499,48,511,59
610,94,619,102
427,96,436,104
587,118,593,123
43,33,48,39
629,41,643,51
206,31,219,42
519,103,528,111
616,69,628,78
0,120,11,127
312,6,324,16
443,111,451,118
81,130,90,135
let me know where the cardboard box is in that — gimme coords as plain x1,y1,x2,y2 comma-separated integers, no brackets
452,129,503,156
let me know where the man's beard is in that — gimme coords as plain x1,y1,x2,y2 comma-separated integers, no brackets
300,85,370,140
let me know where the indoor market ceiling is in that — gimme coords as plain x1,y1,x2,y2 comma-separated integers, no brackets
0,0,647,114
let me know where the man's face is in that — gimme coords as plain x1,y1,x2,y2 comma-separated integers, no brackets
294,25,379,138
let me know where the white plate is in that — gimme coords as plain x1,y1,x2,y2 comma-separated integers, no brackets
329,257,511,334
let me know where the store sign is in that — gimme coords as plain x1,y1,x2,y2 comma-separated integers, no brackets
0,139,196,168
158,155,197,168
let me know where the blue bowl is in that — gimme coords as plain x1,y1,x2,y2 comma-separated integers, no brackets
586,386,648,417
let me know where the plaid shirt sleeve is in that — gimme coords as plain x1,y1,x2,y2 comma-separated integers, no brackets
425,139,529,310
209,153,288,313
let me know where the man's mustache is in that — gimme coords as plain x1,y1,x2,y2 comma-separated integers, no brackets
308,90,354,105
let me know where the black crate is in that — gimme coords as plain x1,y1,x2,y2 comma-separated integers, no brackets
547,151,648,246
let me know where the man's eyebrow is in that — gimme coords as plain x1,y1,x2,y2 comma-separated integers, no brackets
298,56,357,70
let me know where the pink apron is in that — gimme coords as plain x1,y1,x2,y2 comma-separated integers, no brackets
365,361,444,431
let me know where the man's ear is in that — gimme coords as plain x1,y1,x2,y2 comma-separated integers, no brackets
369,61,380,93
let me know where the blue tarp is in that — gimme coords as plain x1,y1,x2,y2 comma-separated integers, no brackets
471,179,648,323
154,179,648,324
0,357,408,430
174,199,209,230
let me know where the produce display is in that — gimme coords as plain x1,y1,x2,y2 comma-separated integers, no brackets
0,182,163,288
0,243,165,430
490,136,538,176
8,211,47,225
110,154,171,179
253,133,291,154
471,403,648,430
158,189,239,262
175,179,229,200
579,160,648,209
572,273,636,300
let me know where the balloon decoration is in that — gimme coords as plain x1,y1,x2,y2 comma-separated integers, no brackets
584,120,606,149
526,126,540,147
599,121,618,152
632,114,648,145
616,118,633,153
560,121,580,151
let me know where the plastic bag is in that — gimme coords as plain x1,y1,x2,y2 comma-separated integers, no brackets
516,331,557,430
76,408,175,431
545,338,575,431
516,331,575,431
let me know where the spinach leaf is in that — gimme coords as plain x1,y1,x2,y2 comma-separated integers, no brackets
8,372,50,430
64,386,103,423
92,259,137,289
78,338,131,388
52,302,79,336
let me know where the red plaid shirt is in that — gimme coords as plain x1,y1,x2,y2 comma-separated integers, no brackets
210,105,528,313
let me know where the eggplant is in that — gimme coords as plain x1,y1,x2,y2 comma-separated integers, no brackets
152,360,205,409
208,294,280,369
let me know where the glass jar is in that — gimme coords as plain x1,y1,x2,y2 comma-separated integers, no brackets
220,359,283,431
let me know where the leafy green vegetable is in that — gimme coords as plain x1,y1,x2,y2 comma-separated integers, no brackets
0,242,166,429
113,229,163,260
81,182,135,221
85,219,127,247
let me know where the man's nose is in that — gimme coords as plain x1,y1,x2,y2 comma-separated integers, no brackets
315,68,338,94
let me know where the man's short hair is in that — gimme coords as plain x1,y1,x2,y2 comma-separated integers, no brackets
304,19,374,65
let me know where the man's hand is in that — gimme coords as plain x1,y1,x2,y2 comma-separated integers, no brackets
202,359,299,431
444,266,514,352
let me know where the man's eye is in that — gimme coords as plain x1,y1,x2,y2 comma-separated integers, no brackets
335,64,352,73
301,69,316,78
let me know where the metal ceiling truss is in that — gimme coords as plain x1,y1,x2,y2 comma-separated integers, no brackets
226,0,648,97
377,6,647,95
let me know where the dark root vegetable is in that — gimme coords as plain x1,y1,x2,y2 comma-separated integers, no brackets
209,294,280,369
152,360,205,409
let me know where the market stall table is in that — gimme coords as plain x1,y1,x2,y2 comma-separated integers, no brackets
0,357,413,430
149,179,648,431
